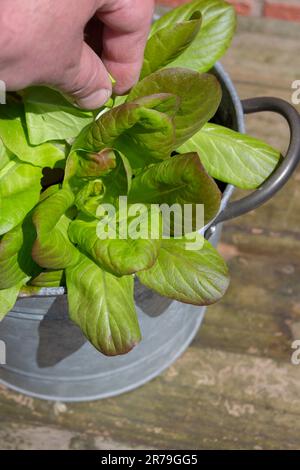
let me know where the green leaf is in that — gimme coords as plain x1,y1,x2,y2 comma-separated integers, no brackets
127,68,222,147
0,102,65,168
40,184,60,202
141,11,202,79
0,161,42,235
29,270,64,287
65,149,132,217
128,152,221,229
100,151,132,201
0,217,40,289
179,123,281,189
23,86,94,145
66,254,141,356
66,147,131,197
0,284,21,321
32,188,80,269
69,209,161,276
71,99,175,168
132,93,180,118
138,236,229,306
0,139,12,171
73,179,106,218
64,148,118,205
151,0,236,73
69,148,118,181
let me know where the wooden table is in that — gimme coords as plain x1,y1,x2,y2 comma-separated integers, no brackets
0,16,300,450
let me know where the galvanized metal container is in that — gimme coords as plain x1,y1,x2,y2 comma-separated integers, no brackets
0,62,299,402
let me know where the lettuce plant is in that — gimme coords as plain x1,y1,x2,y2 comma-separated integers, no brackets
0,0,281,356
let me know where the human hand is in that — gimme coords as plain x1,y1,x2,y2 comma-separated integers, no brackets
0,0,154,109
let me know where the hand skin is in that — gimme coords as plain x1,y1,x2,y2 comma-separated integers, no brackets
0,0,154,109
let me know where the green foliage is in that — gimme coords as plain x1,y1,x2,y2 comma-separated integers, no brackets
179,123,280,189
150,0,236,73
66,254,141,356
0,1,280,356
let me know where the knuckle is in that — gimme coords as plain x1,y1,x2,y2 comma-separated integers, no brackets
109,0,154,32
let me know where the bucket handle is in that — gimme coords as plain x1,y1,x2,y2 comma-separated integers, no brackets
205,97,300,238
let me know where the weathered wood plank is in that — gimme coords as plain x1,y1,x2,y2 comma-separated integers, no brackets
0,422,153,450
223,17,300,110
1,346,300,450
197,252,300,360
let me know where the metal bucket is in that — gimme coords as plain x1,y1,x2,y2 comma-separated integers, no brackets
0,63,299,402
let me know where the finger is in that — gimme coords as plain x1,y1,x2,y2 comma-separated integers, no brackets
98,0,154,94
59,42,112,109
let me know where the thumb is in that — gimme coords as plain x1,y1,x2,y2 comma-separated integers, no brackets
61,43,112,110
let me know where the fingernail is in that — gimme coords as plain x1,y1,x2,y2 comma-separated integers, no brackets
76,89,112,110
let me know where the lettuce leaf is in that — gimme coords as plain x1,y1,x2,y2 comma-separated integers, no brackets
66,254,141,356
